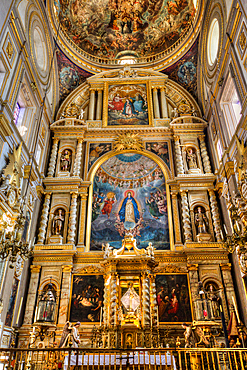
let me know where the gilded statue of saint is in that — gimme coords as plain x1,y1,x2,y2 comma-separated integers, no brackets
60,150,72,172
186,148,198,169
52,209,65,236
194,207,208,234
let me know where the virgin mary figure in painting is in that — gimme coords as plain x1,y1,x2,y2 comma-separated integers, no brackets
118,191,140,229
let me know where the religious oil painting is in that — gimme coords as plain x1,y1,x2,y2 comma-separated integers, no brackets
5,278,19,327
146,142,170,169
88,143,112,172
90,153,169,250
108,84,148,126
156,274,192,323
69,275,104,323
56,1,196,59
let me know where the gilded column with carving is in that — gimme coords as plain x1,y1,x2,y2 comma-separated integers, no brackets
199,135,212,174
174,136,185,175
78,193,88,246
88,89,96,120
209,189,222,242
149,275,158,326
37,193,51,244
58,265,73,325
47,138,59,177
181,191,192,241
73,139,83,177
23,265,41,325
67,193,78,244
141,272,150,327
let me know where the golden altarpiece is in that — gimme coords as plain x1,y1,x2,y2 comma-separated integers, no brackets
18,67,236,348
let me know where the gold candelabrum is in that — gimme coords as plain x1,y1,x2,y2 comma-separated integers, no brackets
0,212,33,268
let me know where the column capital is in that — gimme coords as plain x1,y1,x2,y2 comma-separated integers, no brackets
198,134,205,141
180,190,187,196
62,265,73,273
70,192,78,198
187,264,198,271
53,138,59,144
208,189,215,196
174,135,180,142
44,192,52,199
30,265,41,273
220,263,231,271
78,138,83,144
152,87,158,92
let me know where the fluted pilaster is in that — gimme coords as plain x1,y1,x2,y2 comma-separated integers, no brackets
73,139,83,177
180,191,192,241
67,193,78,244
47,138,59,177
37,193,51,244
199,135,212,174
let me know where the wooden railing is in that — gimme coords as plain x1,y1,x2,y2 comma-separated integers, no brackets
0,347,246,370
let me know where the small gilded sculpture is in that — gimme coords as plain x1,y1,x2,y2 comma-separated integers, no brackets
182,323,195,348
102,242,113,258
146,242,155,258
52,209,65,236
60,149,72,172
186,148,198,169
194,206,209,234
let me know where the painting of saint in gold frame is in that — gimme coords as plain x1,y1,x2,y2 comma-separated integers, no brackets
69,275,104,323
156,274,192,323
107,83,149,126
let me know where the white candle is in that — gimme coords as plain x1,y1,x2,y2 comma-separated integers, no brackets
34,306,38,322
100,307,102,326
16,297,23,325
232,296,240,324
223,224,228,235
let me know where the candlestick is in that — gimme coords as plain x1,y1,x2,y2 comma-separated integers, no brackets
232,296,240,324
157,311,159,327
16,297,23,325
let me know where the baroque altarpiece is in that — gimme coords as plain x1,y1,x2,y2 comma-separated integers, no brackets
19,67,235,348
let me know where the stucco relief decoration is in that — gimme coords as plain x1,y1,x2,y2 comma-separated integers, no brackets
91,153,169,250
56,0,196,59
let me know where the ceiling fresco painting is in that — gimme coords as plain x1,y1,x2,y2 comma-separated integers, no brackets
56,0,196,59
56,49,92,103
91,153,170,251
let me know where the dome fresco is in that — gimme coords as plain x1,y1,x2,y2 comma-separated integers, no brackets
55,0,196,60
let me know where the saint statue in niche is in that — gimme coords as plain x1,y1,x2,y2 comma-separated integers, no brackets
194,207,209,234
52,209,65,236
60,149,72,171
186,148,198,169
117,190,140,230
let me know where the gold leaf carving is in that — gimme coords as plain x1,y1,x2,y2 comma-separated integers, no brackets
6,41,13,59
73,265,104,274
154,264,187,273
113,132,144,151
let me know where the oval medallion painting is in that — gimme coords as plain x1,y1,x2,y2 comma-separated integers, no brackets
90,153,169,250
56,0,196,59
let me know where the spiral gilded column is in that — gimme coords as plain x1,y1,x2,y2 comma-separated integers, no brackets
73,139,83,177
209,189,222,241
67,193,78,244
180,191,192,241
199,135,212,174
142,272,150,327
174,136,185,175
149,275,158,326
47,138,59,177
37,193,51,244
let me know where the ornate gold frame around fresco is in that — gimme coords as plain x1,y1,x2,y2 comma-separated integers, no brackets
102,80,154,128
86,148,174,252
155,273,194,324
68,273,104,325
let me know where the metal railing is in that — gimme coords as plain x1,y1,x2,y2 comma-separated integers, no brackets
0,347,246,370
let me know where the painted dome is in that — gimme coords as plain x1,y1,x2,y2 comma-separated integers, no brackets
50,0,202,72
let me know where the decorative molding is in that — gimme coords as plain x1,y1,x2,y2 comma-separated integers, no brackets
154,264,187,273
72,265,104,274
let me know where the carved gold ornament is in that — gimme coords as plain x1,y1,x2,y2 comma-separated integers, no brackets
3,143,24,188
113,132,144,151
6,41,13,59
235,136,247,184
239,31,246,51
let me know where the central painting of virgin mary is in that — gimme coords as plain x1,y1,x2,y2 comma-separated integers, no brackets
90,153,170,250
107,84,148,126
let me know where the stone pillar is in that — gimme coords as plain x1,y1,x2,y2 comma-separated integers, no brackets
67,193,78,244
171,190,182,244
141,272,150,327
47,138,59,177
187,264,198,319
220,263,237,312
149,275,158,326
110,273,117,326
37,193,51,244
160,88,168,118
58,265,73,325
199,135,212,174
96,89,103,120
174,136,185,175
78,193,88,246
152,88,160,119
209,190,222,242
88,89,96,120
73,139,83,177
23,265,41,325
180,191,192,241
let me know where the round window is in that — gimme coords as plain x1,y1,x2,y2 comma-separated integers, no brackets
207,18,219,66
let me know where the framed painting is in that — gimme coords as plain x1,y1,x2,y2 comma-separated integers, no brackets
155,274,192,323
145,142,170,169
69,275,104,323
104,83,151,127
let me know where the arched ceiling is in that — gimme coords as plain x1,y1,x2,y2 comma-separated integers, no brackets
48,0,203,73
